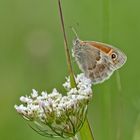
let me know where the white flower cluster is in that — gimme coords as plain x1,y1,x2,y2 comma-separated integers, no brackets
15,73,93,138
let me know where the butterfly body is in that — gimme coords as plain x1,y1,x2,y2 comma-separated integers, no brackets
73,38,127,84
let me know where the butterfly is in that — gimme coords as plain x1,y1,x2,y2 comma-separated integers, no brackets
72,30,127,84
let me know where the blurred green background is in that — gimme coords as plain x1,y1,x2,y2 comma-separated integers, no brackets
0,0,140,140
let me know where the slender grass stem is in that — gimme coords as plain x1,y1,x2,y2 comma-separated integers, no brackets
57,0,76,88
116,70,123,140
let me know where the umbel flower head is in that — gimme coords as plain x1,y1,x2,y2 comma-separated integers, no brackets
15,73,93,138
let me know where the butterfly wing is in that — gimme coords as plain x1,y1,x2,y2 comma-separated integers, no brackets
73,39,115,84
73,39,98,74
87,41,127,70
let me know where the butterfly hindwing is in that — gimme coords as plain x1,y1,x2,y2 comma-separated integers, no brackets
73,38,127,84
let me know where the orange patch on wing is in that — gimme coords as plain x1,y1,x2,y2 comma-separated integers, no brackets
85,41,112,54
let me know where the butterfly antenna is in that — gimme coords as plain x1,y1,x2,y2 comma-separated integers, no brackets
71,27,79,39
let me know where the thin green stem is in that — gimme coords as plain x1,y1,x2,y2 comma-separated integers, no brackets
116,70,123,140
57,0,76,88
80,118,94,140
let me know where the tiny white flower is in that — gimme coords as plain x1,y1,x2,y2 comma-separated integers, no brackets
20,96,32,104
31,89,38,98
67,88,78,95
77,95,85,100
14,104,27,114
63,81,71,90
41,91,48,99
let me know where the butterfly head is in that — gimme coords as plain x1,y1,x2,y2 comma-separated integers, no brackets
73,37,81,46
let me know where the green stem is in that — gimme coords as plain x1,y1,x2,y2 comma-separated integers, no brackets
57,0,76,88
116,70,123,140
80,118,94,140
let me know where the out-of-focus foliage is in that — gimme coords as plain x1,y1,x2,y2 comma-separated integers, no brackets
0,0,140,140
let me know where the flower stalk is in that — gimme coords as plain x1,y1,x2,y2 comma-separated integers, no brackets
80,118,94,140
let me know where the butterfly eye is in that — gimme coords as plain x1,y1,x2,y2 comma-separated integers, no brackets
111,53,117,60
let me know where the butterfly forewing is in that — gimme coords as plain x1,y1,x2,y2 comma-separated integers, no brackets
73,38,127,84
